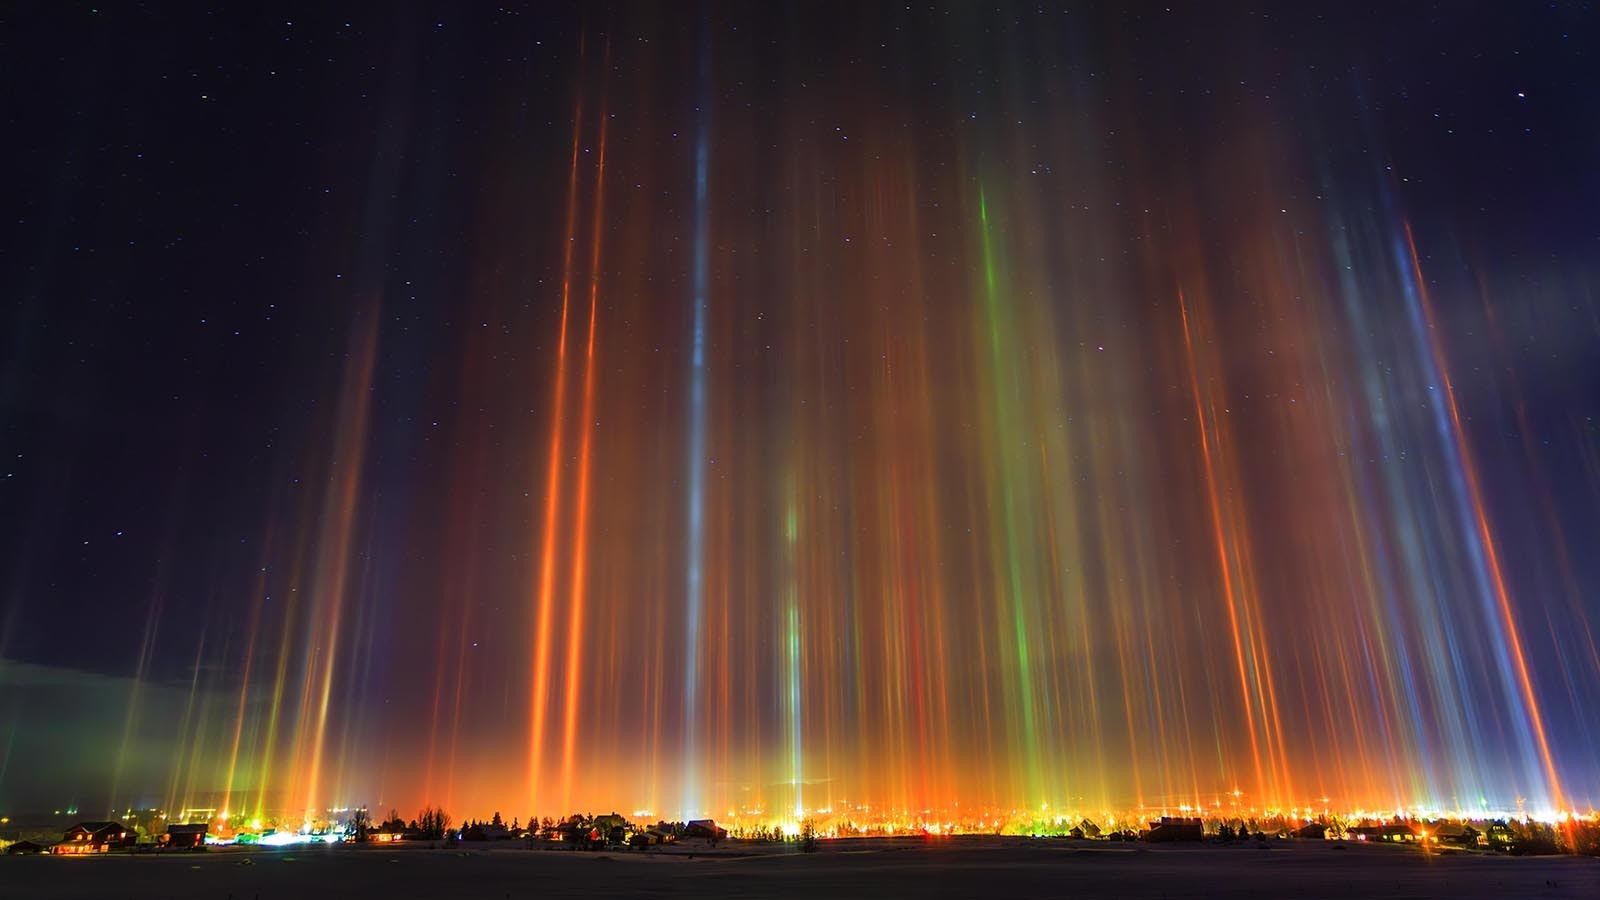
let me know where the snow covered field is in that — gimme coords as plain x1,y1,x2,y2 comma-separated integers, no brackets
3,836,1596,899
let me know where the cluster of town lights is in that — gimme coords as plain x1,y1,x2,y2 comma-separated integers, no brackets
12,797,1592,853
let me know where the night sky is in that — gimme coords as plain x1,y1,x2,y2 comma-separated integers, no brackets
3,2,1599,824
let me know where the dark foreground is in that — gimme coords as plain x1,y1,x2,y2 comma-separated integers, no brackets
4,837,1597,900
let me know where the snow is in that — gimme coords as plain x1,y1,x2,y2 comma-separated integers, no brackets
3,836,1596,899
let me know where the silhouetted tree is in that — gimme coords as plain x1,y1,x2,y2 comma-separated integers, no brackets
347,807,372,842
416,806,452,840
800,818,819,853
1571,820,1600,857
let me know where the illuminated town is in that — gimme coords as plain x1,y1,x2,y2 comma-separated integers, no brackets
10,794,1600,851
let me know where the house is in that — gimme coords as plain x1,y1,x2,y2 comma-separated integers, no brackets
166,823,208,850
558,818,602,849
1146,817,1203,842
1348,823,1417,843
56,822,134,854
593,813,633,845
1070,819,1102,839
1427,822,1478,846
6,840,49,855
1293,822,1329,840
685,819,727,841
1486,820,1519,850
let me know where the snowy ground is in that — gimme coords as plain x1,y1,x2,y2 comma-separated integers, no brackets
3,836,1596,899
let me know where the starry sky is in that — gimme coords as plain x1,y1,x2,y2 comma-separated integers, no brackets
2,2,1598,822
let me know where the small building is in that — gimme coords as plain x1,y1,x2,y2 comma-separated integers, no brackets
1293,822,1328,840
559,819,591,843
1486,820,1519,850
1427,822,1478,846
593,813,632,846
166,823,208,850
1146,817,1203,842
57,822,134,854
6,840,49,855
1348,823,1417,843
685,819,727,841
